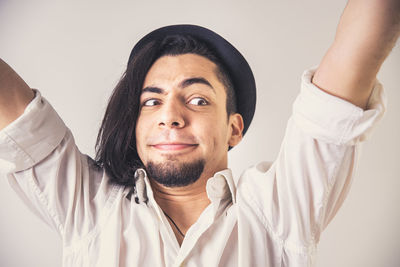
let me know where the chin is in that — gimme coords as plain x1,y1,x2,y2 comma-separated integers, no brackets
145,158,206,187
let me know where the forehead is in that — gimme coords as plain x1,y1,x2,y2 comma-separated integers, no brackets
143,54,220,87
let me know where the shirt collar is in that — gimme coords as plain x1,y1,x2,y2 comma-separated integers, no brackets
131,168,237,205
206,169,236,204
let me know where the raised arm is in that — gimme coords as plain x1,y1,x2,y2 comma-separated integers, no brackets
0,58,35,130
313,0,400,109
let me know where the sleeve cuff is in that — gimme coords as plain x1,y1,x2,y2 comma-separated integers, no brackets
292,67,387,146
0,89,67,173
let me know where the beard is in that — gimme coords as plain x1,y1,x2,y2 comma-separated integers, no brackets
145,159,205,188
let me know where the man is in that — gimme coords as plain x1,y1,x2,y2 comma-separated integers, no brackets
0,1,399,267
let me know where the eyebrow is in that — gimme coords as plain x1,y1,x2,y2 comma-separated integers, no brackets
142,77,215,94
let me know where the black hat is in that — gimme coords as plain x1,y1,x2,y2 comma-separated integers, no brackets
128,24,256,137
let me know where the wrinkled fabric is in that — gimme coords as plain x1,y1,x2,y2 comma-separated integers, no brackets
0,68,386,267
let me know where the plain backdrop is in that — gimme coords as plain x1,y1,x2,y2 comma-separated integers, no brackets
0,0,399,266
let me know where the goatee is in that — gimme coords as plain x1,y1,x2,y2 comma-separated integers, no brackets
145,159,205,187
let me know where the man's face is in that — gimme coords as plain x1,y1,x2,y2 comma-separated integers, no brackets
135,53,243,187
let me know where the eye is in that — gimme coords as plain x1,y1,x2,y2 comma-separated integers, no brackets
188,97,208,106
142,99,161,106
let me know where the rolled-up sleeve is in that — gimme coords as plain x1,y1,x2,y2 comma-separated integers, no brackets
292,68,386,145
0,89,66,173
237,67,387,258
0,90,116,243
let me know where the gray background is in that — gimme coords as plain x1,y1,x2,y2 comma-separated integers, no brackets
0,0,399,266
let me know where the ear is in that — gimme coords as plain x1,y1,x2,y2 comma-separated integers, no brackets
227,113,244,148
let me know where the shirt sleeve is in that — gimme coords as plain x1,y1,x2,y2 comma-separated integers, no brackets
0,89,118,243
0,89,66,173
237,67,386,254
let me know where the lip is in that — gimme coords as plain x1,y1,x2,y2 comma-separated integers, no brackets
151,143,198,151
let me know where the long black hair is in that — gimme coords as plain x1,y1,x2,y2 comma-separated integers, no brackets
95,34,236,188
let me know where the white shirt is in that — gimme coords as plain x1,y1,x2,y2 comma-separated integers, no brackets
0,68,386,267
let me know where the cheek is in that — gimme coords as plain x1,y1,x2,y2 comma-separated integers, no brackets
135,116,149,152
198,114,229,150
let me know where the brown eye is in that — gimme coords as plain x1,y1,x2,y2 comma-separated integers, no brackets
143,99,161,106
188,97,208,106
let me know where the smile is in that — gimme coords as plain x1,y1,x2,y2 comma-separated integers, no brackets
152,143,198,151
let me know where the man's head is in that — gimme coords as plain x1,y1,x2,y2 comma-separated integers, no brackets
136,52,243,187
95,25,255,188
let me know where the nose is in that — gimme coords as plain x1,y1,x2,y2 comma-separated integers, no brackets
158,100,185,129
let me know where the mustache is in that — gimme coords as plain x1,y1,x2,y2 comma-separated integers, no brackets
147,130,199,145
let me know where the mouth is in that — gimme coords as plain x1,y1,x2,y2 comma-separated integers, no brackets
151,143,198,151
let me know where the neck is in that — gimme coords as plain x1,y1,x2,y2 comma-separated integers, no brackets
150,176,211,231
